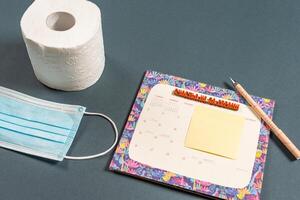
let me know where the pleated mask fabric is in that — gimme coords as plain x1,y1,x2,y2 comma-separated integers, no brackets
0,86,85,161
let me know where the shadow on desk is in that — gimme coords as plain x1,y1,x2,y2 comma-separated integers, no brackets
0,40,42,89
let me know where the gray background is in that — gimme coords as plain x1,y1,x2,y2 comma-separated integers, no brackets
0,0,299,199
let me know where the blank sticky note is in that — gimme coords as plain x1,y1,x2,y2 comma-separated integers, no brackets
185,105,245,159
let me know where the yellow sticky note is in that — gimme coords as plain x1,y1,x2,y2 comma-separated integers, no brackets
185,105,245,159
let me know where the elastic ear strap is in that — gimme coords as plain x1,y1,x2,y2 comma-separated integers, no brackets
64,112,119,160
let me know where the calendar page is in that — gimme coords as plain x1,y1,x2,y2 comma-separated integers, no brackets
110,70,275,200
129,84,261,188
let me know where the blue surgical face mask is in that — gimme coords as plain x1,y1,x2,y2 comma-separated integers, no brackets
0,86,118,161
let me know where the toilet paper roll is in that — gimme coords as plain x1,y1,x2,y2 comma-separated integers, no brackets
21,0,105,91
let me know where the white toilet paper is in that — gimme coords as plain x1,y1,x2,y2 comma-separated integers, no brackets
21,0,105,91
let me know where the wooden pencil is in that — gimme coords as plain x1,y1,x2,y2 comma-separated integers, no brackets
230,78,300,160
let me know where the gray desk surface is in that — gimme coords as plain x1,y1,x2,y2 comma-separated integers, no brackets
0,0,300,200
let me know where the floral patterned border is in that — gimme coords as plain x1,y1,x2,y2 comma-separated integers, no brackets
109,70,275,200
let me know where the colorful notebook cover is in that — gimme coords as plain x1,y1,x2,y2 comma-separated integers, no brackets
109,70,275,200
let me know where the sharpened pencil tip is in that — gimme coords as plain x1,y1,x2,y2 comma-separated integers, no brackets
229,77,236,85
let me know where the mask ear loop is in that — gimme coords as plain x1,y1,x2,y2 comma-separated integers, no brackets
64,111,119,160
